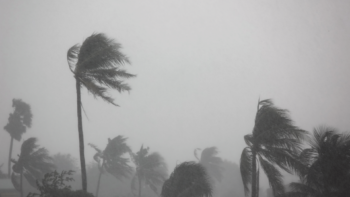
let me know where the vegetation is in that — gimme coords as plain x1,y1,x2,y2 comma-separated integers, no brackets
67,33,136,192
89,136,133,197
281,126,350,197
194,147,224,183
27,170,94,197
161,162,212,197
240,99,306,197
130,145,168,197
4,99,33,177
11,138,55,197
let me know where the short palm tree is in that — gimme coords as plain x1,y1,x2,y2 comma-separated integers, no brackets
67,33,135,192
161,162,212,197
194,147,224,183
89,135,133,197
11,137,55,197
4,99,33,177
281,126,350,197
131,145,168,197
240,99,306,197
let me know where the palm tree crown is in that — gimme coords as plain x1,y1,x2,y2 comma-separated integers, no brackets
161,162,212,197
194,147,224,183
89,136,133,197
240,99,306,197
67,33,136,105
131,145,168,197
282,126,350,197
11,138,55,197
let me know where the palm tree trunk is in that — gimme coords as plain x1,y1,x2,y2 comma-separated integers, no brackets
8,137,13,178
251,150,258,197
76,78,87,192
138,177,142,197
20,169,23,197
95,169,103,197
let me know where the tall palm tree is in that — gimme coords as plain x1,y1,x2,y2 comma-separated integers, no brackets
89,135,133,197
161,162,212,197
67,33,136,191
4,99,33,178
194,147,224,183
240,99,306,197
11,137,55,197
131,145,168,197
281,126,350,197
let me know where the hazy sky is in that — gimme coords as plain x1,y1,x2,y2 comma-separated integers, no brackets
1,0,350,189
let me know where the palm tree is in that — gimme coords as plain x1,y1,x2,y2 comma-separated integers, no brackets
4,99,33,177
11,137,55,197
194,147,224,183
161,162,212,197
67,33,136,192
240,99,306,197
281,126,350,197
89,136,133,197
131,145,168,197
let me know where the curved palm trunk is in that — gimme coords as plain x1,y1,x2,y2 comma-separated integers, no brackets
76,78,87,192
8,137,13,177
251,150,258,197
95,168,103,197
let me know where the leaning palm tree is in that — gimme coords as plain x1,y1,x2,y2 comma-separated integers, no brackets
161,162,212,197
194,147,224,183
4,99,33,177
11,137,55,197
240,99,306,197
281,126,350,197
131,145,168,197
67,33,136,191
89,136,133,197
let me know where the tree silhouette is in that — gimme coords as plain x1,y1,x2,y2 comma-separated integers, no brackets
67,33,135,192
161,162,212,197
194,147,224,184
89,136,133,197
240,99,306,197
11,138,55,197
4,99,33,177
281,126,350,197
131,145,168,197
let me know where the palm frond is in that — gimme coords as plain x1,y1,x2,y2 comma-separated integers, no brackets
11,172,21,191
67,44,80,73
259,156,284,196
199,147,224,182
77,33,130,71
240,147,252,196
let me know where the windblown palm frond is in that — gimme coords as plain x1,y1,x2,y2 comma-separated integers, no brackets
197,147,224,183
131,146,168,197
161,162,212,197
240,99,306,197
67,33,136,106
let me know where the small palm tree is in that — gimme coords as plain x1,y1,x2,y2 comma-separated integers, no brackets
281,126,350,197
161,162,212,197
67,33,135,192
4,99,33,177
240,99,306,197
131,145,168,197
89,136,133,197
11,137,55,197
194,147,224,183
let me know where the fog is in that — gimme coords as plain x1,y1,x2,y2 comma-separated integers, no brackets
1,1,350,197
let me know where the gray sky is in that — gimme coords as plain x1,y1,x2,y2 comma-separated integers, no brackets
1,0,350,189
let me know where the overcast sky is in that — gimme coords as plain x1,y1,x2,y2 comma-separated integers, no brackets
1,0,350,189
